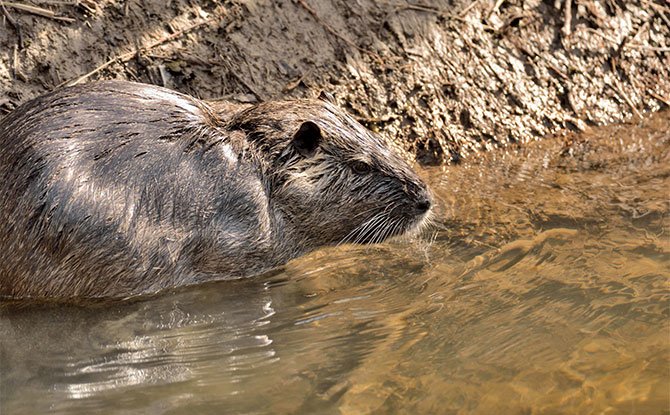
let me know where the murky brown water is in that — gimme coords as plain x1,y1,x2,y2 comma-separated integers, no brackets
1,112,668,414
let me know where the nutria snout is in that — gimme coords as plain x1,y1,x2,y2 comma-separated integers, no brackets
0,80,432,299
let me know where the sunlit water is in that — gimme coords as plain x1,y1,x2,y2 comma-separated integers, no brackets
1,112,668,414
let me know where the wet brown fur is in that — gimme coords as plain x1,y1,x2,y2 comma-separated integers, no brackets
0,81,432,299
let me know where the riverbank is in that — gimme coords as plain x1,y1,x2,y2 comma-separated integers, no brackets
1,0,667,164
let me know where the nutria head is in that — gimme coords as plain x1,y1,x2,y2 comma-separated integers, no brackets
227,99,433,255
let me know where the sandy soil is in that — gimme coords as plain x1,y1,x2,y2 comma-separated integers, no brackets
1,0,668,164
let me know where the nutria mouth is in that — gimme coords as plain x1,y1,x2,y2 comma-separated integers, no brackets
0,80,433,299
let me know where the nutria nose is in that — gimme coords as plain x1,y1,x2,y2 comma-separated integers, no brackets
415,198,432,214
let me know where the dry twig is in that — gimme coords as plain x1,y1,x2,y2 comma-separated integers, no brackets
283,68,314,93
210,59,265,102
562,0,572,37
488,0,504,19
1,1,74,22
649,91,670,107
608,78,643,119
12,43,27,82
227,69,264,102
458,0,480,17
379,1,441,14
0,1,23,46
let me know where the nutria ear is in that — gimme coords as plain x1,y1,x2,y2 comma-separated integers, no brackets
292,121,321,157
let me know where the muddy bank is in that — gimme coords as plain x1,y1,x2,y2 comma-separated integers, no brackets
1,0,668,164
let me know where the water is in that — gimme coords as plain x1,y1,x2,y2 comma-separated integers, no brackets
1,112,668,414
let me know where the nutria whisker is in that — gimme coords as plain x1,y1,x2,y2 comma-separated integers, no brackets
341,211,389,246
369,215,391,246
366,214,394,246
343,211,388,246
385,218,405,244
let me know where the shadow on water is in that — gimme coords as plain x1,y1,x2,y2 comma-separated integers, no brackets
1,112,669,414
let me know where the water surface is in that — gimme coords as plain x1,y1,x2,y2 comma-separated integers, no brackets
1,112,668,414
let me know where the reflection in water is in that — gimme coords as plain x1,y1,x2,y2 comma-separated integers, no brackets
1,112,669,414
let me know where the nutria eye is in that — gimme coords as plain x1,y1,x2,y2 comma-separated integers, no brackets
351,161,371,174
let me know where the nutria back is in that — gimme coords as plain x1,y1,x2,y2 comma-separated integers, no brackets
0,81,432,299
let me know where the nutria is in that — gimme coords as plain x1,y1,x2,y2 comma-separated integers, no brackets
0,80,432,299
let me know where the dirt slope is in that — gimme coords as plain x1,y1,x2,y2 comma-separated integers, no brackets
1,0,668,164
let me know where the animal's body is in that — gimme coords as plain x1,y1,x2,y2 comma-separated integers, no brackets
0,81,432,299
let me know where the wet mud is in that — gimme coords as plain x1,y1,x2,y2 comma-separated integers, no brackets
0,0,668,164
